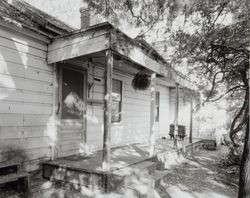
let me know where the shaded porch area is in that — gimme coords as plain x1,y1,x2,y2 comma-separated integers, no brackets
43,138,203,195
44,138,201,173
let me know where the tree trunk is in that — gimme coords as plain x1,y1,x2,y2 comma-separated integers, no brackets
238,119,250,198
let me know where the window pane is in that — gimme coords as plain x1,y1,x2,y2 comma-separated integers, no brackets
112,79,121,94
112,79,122,122
155,91,160,121
111,101,121,122
62,68,84,119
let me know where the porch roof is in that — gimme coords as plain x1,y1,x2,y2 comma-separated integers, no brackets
47,22,193,89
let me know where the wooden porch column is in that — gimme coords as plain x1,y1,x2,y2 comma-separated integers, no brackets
102,50,113,172
150,73,156,157
52,64,59,160
174,83,179,147
189,101,193,143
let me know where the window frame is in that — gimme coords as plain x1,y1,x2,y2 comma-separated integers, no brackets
59,64,87,121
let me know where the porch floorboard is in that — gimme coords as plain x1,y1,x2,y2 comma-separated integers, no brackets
43,138,201,174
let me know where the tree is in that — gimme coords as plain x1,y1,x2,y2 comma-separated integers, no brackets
83,0,249,196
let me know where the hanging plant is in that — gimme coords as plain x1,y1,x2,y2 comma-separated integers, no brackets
132,70,151,90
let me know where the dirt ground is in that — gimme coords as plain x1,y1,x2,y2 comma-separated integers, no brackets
0,146,239,198
157,146,239,198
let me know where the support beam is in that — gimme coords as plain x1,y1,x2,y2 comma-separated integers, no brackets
102,50,113,172
150,73,156,157
189,101,193,144
52,64,59,160
174,83,179,147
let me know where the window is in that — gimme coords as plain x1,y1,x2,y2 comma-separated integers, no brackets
112,79,122,122
155,91,160,122
62,68,84,119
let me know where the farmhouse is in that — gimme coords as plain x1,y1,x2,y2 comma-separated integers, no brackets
0,0,199,177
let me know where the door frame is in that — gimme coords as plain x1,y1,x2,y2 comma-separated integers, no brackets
56,62,88,157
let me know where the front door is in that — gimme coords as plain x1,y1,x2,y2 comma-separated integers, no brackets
57,64,87,157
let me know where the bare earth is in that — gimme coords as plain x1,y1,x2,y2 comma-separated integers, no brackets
157,146,239,198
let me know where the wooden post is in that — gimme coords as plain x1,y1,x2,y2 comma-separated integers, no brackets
150,73,156,156
52,64,59,160
189,101,193,143
102,50,113,172
174,83,179,147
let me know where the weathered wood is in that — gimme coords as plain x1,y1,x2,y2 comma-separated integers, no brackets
0,74,53,93
0,101,52,114
111,33,169,77
189,101,193,143
48,34,110,64
52,64,58,160
0,173,29,184
0,46,49,71
174,83,179,147
0,137,50,150
0,60,53,82
149,73,156,157
0,35,46,58
0,23,49,48
0,88,52,104
102,50,113,172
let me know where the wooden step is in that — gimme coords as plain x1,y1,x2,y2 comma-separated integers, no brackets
0,162,20,176
0,172,30,194
0,173,29,185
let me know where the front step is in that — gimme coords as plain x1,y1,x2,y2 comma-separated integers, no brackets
43,159,157,193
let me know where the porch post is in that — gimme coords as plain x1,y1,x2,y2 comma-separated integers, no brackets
102,49,113,172
52,64,59,160
174,83,179,147
150,73,156,157
189,101,193,143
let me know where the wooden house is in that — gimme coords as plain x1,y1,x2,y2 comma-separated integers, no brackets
0,0,199,172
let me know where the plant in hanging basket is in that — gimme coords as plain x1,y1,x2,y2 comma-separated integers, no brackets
132,71,151,90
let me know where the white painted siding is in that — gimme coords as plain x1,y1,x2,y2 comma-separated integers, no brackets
85,63,151,151
154,85,170,138
0,26,54,171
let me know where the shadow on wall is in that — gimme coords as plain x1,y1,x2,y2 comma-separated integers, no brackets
0,146,29,172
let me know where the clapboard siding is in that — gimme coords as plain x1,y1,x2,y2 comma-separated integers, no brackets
86,64,151,151
0,88,52,104
0,26,54,170
0,101,52,114
0,36,47,58
0,126,52,139
0,26,47,51
86,62,151,155
0,60,53,82
86,63,104,151
0,74,53,93
155,85,170,138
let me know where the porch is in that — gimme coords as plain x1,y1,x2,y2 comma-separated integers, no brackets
43,138,203,195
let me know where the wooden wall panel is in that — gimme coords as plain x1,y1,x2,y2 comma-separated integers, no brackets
0,27,54,171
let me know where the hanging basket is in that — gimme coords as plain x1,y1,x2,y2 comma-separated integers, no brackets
132,71,151,90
